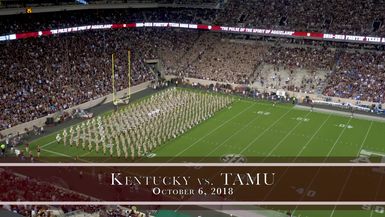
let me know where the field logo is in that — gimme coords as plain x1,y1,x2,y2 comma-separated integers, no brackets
351,149,385,174
221,154,247,163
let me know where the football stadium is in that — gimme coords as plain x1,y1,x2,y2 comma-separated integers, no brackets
29,88,385,163
1,0,385,216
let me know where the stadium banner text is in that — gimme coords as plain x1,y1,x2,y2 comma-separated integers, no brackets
1,165,385,203
1,22,385,44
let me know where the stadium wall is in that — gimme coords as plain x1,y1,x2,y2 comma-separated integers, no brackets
0,81,152,137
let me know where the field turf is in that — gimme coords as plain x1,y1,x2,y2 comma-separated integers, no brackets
157,206,385,217
31,92,385,162
28,89,385,217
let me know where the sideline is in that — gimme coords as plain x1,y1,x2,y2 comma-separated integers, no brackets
295,105,385,122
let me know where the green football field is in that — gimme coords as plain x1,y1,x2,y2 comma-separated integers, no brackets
27,88,385,217
30,91,385,162
155,206,385,217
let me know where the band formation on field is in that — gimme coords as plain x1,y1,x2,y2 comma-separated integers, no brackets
56,88,233,160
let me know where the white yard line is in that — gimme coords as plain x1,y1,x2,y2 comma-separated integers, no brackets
41,140,56,148
38,102,288,164
292,117,352,217
359,121,373,154
208,107,296,208
329,169,354,217
261,111,312,162
80,151,92,157
324,118,352,158
369,208,375,217
148,105,295,204
41,134,71,149
196,104,271,162
41,148,91,163
40,138,95,160
293,115,332,161
368,172,385,217
261,114,331,204
165,103,255,162
170,104,276,184
329,120,375,217
238,107,295,155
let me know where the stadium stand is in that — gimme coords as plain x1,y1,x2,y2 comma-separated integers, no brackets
1,2,385,217
0,8,217,35
1,0,385,36
0,169,148,216
0,1,384,129
0,0,221,8
1,23,385,130
0,29,157,130
216,0,385,36
323,50,385,102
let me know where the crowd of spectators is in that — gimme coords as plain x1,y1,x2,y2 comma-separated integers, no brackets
165,35,336,88
0,28,160,130
3,26,385,130
0,169,149,216
2,0,385,36
0,8,218,35
1,205,149,217
2,205,149,217
0,169,98,217
0,26,210,130
1,5,385,215
216,0,385,36
0,0,221,9
0,169,96,201
2,5,385,130
323,50,385,103
167,34,385,102
167,34,267,84
263,46,335,71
